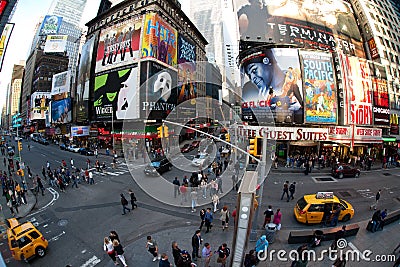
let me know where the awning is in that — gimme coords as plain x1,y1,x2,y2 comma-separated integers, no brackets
290,141,318,146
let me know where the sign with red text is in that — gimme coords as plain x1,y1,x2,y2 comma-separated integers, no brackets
370,62,390,126
237,126,328,141
354,127,382,142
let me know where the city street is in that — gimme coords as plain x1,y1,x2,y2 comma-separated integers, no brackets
0,138,399,266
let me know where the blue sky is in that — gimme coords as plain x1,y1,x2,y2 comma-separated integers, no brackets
0,0,101,113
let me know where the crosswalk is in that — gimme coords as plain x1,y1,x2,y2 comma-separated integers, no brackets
90,162,147,177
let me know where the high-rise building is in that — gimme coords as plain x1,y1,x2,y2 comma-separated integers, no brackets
9,62,25,119
48,0,87,26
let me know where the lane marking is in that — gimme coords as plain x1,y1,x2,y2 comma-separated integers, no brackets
81,256,101,267
27,187,59,217
48,231,66,242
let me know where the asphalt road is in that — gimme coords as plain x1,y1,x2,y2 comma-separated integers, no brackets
0,138,399,266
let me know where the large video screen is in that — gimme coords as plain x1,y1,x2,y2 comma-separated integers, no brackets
234,0,364,57
30,92,51,120
51,98,72,124
240,48,303,124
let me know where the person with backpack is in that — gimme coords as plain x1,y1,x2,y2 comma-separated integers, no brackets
120,193,131,215
216,243,230,267
244,250,257,267
176,250,195,267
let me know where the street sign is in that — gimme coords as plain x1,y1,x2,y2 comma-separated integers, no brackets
13,124,21,128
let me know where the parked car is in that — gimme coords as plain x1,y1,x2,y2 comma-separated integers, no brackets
68,144,80,153
7,147,14,156
59,143,67,150
294,192,355,224
79,147,94,156
331,163,360,179
180,143,192,153
191,153,210,167
38,138,49,145
144,157,172,176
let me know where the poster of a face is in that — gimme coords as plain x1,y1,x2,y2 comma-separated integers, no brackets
95,17,142,74
234,0,364,57
51,70,70,95
39,15,63,35
141,13,178,66
140,61,178,119
300,51,337,124
51,98,72,124
340,55,373,125
240,48,303,124
94,65,139,120
370,62,389,126
30,92,51,120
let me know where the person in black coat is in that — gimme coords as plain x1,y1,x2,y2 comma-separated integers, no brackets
191,229,202,261
159,253,172,267
128,189,138,210
172,241,182,266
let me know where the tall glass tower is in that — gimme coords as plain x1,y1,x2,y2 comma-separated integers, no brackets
48,0,87,26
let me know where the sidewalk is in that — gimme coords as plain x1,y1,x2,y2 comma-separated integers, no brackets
0,188,36,220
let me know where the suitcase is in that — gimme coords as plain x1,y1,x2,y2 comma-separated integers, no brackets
366,220,374,232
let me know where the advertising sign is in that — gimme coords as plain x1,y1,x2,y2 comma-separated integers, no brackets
39,15,63,36
140,61,178,119
234,0,364,57
30,92,51,120
44,35,67,53
141,12,178,66
367,38,379,60
0,23,13,71
71,126,90,137
300,51,337,124
339,55,373,125
390,114,399,135
177,35,196,104
94,65,139,120
77,34,96,123
51,98,72,124
370,63,389,126
240,48,303,124
51,71,70,95
95,17,141,74
0,1,8,16
236,125,328,141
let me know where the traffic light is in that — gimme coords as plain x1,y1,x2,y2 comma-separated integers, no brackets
225,133,230,143
16,169,24,176
18,141,23,151
157,126,163,138
163,125,169,138
256,137,262,156
248,138,258,157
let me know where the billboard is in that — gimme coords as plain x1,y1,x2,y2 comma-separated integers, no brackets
77,34,96,123
39,15,63,36
234,0,364,57
370,63,389,126
240,48,303,124
339,55,373,125
94,65,139,120
367,38,379,60
95,17,141,74
44,35,67,53
30,92,51,120
0,1,8,16
71,126,90,137
51,98,72,124
0,23,13,71
140,61,178,119
51,71,70,95
141,13,178,66
300,51,337,124
177,34,196,102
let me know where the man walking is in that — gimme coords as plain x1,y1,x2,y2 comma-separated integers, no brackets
263,205,274,229
281,181,289,201
146,236,160,261
204,208,213,233
191,229,202,261
88,171,94,185
120,193,131,215
173,177,180,198
289,182,296,201
370,189,381,210
202,243,213,267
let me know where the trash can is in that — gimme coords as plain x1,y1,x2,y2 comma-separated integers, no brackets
265,223,277,243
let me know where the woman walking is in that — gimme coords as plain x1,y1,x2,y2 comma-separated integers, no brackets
104,237,119,265
172,241,181,267
113,239,128,267
220,206,230,231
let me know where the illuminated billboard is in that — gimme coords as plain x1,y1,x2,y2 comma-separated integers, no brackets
44,35,67,53
141,13,178,66
94,65,139,120
95,17,142,74
51,71,70,95
234,0,364,57
370,62,389,126
39,15,63,36
0,23,13,71
71,126,90,137
30,92,51,120
240,48,303,124
300,51,337,124
51,98,72,124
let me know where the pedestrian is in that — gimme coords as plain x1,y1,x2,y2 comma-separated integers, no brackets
371,209,382,232
273,208,282,230
159,253,172,267
46,160,50,170
71,174,79,188
370,189,381,210
232,207,237,227
146,235,160,261
128,189,138,210
212,193,219,212
231,174,238,191
330,206,342,227
204,208,213,233
113,239,128,267
89,171,94,185
36,175,45,196
216,176,223,194
86,158,91,169
202,243,213,267
109,231,120,243
95,148,98,158
42,166,47,179
62,159,67,168
255,235,268,257
379,208,388,230
180,184,187,205
289,182,296,201
331,225,346,250
172,241,182,267
199,208,206,230
332,254,346,267
103,237,119,266
191,229,202,261
244,250,257,267
177,250,194,267
281,181,289,201
216,243,230,267
173,177,180,198
263,205,274,229
220,206,230,231
120,193,131,215
190,188,198,212
70,158,74,168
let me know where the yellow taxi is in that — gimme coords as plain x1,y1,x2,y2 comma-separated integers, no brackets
6,218,48,261
294,192,355,224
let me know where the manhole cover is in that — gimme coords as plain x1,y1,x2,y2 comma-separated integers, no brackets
338,191,351,197
58,219,68,227
315,177,335,181
383,173,391,176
